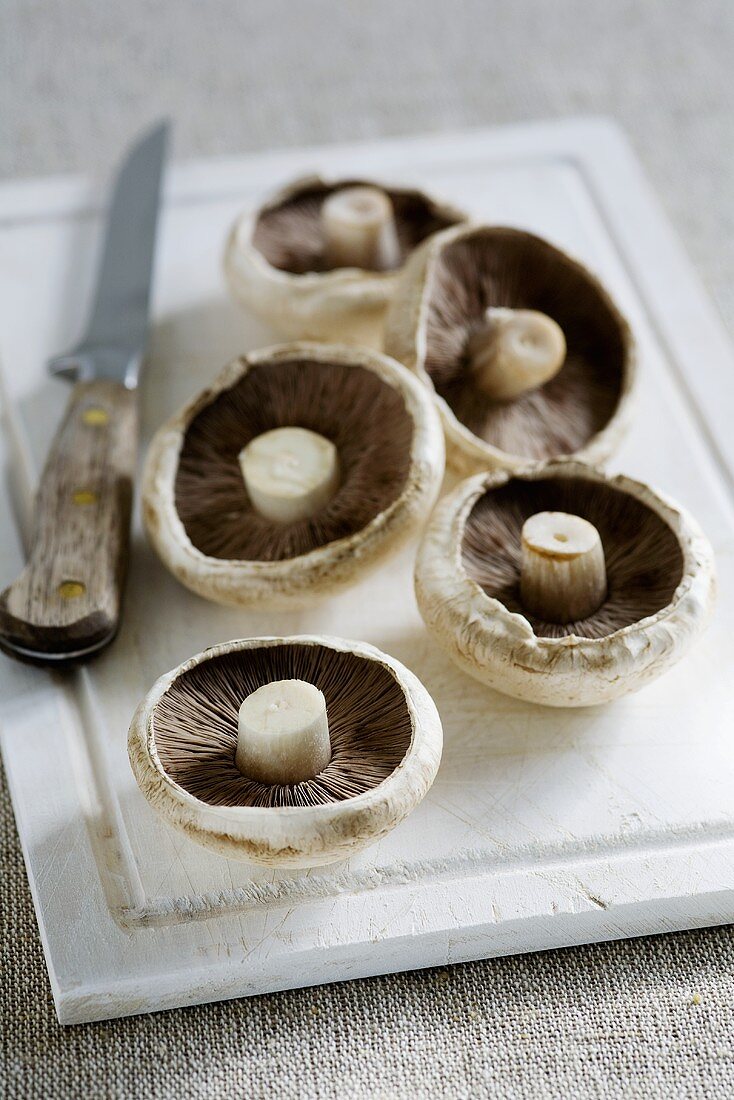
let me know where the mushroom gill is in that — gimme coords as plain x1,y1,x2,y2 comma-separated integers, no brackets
252,179,461,274
152,642,413,808
461,473,684,639
422,228,631,460
174,356,413,561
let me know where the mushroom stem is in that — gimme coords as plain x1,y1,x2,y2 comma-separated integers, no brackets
321,186,401,271
520,511,607,624
239,427,340,525
235,679,332,785
468,307,566,401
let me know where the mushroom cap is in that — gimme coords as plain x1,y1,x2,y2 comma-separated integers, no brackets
224,175,465,347
415,461,716,707
128,635,443,866
143,342,445,609
384,223,636,475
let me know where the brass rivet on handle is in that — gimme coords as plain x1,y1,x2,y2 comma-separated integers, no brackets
72,489,97,505
58,580,86,599
82,407,109,426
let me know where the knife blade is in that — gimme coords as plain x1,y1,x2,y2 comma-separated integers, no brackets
0,121,169,665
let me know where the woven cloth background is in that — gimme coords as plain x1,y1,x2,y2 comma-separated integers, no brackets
2,1,734,1096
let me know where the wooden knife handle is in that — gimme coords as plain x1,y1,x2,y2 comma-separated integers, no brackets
0,379,137,664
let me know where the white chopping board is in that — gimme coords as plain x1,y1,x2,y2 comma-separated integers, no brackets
2,118,734,1025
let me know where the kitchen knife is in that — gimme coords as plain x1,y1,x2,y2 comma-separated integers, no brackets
0,121,169,665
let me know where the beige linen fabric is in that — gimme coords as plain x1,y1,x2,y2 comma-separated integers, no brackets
2,1,734,1096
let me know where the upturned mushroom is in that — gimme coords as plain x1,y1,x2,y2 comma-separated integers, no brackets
415,461,716,707
128,635,443,866
142,343,444,609
384,224,636,476
224,176,465,347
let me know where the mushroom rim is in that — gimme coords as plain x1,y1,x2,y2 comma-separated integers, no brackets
401,222,637,470
232,174,466,284
420,460,715,654
128,634,443,828
143,341,445,578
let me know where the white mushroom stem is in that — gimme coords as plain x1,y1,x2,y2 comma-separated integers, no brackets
239,427,340,525
520,511,607,624
235,679,332,785
321,186,401,271
468,307,566,401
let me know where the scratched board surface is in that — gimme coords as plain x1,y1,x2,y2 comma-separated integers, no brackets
2,119,734,1023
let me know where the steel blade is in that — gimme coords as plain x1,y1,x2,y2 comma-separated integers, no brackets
49,120,169,387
